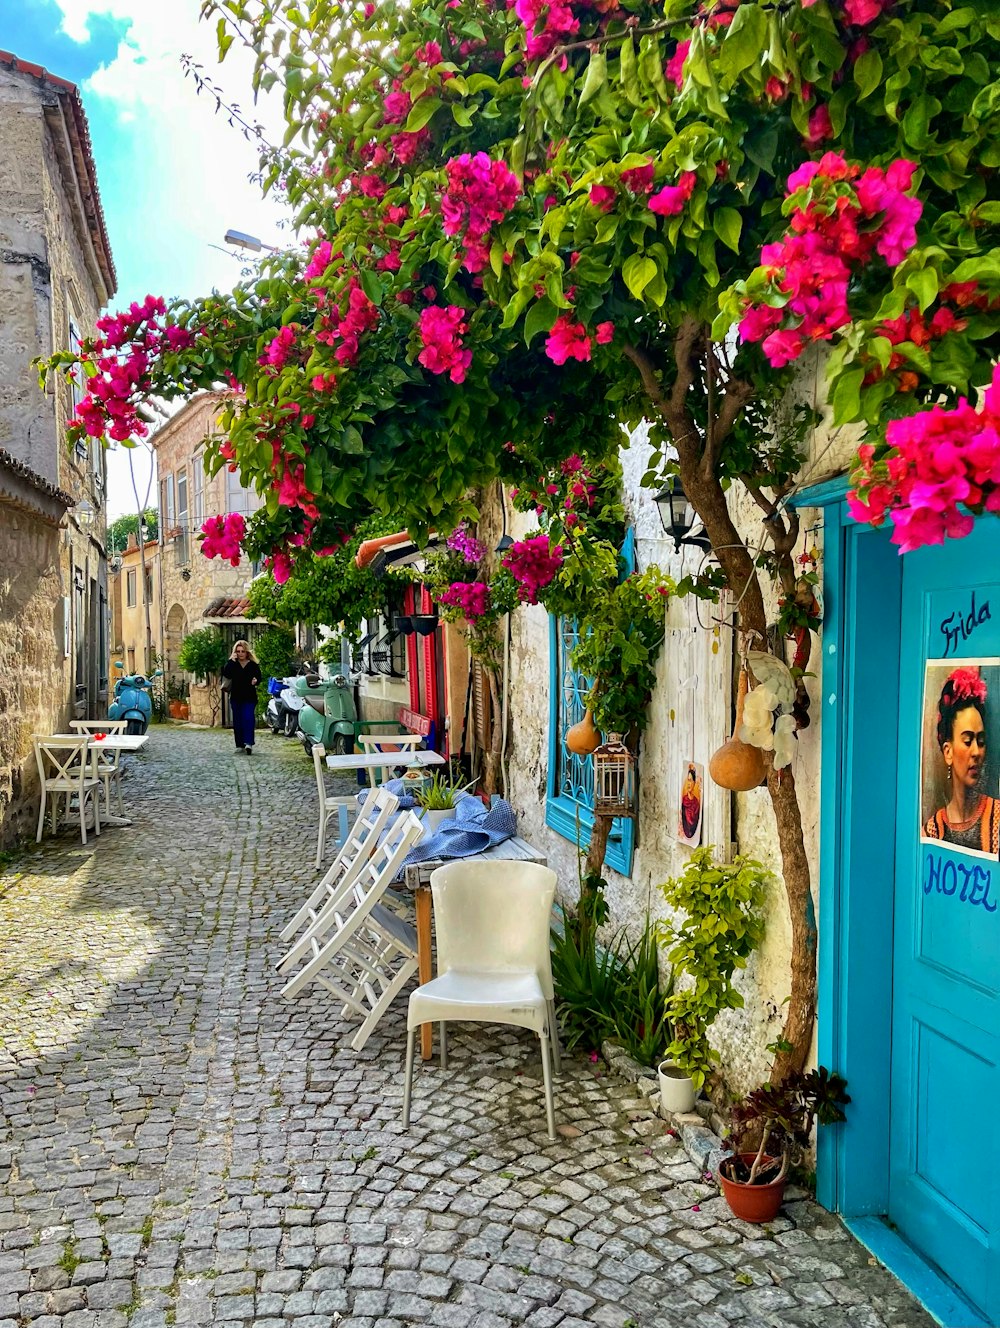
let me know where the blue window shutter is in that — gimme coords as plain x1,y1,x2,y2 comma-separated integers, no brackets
545,533,636,877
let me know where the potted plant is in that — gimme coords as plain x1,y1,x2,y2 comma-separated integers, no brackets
655,848,769,1114
410,612,439,636
719,1068,850,1223
413,771,474,834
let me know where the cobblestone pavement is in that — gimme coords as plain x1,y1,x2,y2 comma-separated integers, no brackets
0,727,935,1328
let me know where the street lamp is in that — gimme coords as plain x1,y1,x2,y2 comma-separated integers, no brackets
224,228,280,253
653,477,712,554
75,499,95,532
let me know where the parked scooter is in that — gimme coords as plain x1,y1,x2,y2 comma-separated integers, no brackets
265,675,307,737
109,666,163,735
295,673,357,755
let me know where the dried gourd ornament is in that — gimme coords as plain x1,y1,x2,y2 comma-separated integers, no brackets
565,708,601,756
709,667,766,791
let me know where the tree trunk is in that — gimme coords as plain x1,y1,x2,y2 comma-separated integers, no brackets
585,813,612,879
678,451,817,1083
483,663,503,798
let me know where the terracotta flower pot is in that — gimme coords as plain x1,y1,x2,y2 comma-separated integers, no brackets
168,700,185,719
718,1153,787,1223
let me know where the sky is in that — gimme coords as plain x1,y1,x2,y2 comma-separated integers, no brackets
3,0,289,516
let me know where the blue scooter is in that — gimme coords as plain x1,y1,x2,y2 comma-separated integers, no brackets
109,667,162,735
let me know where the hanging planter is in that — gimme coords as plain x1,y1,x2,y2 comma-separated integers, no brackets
709,667,766,791
395,614,415,636
411,613,439,636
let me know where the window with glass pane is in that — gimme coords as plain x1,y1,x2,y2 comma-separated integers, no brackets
176,471,189,564
126,569,137,607
545,532,635,877
161,474,175,534
191,457,204,525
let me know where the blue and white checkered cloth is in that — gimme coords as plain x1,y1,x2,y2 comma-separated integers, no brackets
402,794,518,869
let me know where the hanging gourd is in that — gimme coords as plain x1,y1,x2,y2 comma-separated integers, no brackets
565,708,601,756
708,667,766,792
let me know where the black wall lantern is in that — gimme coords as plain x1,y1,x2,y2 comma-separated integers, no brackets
654,476,712,554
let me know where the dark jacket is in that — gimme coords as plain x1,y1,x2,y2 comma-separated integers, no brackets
222,658,262,704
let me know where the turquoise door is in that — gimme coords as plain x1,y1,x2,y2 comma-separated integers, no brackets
891,519,1000,1321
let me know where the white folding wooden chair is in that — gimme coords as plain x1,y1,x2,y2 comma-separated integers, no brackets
312,742,358,867
357,732,423,788
277,785,400,968
403,860,560,1140
71,721,127,820
33,736,102,845
279,810,425,1051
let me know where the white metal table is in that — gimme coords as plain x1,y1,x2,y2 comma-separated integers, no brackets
52,733,149,826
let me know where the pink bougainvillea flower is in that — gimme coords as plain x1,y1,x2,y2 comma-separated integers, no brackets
545,315,592,365
664,38,690,88
595,321,615,345
648,171,697,217
805,105,833,146
502,535,564,603
417,305,473,383
588,183,616,212
620,160,655,195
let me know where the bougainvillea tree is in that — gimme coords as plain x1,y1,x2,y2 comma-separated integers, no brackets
40,0,1000,1081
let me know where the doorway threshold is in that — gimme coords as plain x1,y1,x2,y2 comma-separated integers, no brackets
845,1217,988,1328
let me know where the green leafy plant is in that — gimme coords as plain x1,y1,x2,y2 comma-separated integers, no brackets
413,771,475,810
177,628,227,684
657,848,769,1089
317,635,343,668
724,1068,850,1186
166,677,189,702
255,625,297,683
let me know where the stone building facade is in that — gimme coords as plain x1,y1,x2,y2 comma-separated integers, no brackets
109,534,160,677
0,51,116,841
150,392,267,723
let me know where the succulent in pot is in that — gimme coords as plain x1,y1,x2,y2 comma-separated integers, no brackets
718,1068,850,1223
414,771,476,833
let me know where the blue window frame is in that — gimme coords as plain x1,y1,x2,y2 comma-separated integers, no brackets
545,530,636,876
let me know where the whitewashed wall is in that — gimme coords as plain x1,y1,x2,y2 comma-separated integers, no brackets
505,416,837,1095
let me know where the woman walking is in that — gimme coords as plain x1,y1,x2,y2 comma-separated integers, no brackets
222,640,262,754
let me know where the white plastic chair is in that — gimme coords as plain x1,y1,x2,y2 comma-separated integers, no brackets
33,737,102,845
71,721,127,820
277,786,400,968
312,743,358,867
279,810,425,1051
357,732,423,788
402,860,560,1140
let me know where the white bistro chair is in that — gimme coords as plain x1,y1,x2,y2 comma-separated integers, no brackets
279,810,425,1051
357,732,423,788
33,736,102,845
402,860,561,1140
278,785,400,966
312,742,359,868
70,720,127,820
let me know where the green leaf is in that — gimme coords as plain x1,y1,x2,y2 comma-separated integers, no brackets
905,266,939,311
523,297,558,346
578,49,607,109
853,49,882,100
619,36,643,108
718,3,767,79
358,270,384,305
831,366,865,424
713,208,742,253
404,96,442,132
621,254,658,299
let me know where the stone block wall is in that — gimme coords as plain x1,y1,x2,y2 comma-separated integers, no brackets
0,500,68,845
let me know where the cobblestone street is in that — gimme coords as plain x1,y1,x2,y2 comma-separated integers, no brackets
0,727,935,1328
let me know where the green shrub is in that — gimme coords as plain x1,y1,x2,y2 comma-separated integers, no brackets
177,628,227,683
656,847,769,1089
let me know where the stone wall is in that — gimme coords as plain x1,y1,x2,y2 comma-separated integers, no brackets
503,415,834,1096
0,498,68,845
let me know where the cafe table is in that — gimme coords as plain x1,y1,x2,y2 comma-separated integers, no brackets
321,748,446,847
51,732,149,826
402,834,548,1060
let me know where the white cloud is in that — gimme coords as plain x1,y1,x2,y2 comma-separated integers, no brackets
48,2,295,517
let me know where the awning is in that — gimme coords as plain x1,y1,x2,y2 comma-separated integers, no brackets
355,530,440,577
202,596,268,624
